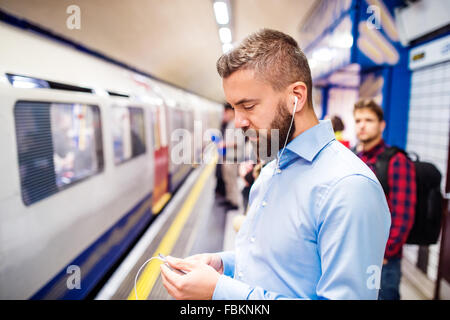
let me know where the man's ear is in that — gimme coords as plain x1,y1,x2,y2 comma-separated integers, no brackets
290,82,308,114
380,120,386,133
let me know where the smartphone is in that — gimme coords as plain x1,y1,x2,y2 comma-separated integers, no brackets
158,253,187,275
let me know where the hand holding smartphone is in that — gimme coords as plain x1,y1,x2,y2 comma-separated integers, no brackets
158,253,187,275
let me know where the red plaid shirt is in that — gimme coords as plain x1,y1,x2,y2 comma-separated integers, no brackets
358,140,416,260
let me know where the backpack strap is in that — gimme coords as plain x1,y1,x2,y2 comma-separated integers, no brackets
374,146,407,195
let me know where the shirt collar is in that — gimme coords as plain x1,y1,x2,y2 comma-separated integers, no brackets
278,120,336,165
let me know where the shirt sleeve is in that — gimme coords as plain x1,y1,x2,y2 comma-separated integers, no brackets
212,275,298,300
213,251,304,300
385,153,417,259
316,175,391,299
217,251,236,278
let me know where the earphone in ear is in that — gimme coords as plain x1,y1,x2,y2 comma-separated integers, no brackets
293,96,298,114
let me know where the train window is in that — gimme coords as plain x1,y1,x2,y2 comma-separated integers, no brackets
14,101,104,206
112,106,146,164
51,103,104,188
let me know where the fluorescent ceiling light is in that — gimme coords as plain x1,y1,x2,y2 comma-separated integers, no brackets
222,43,233,53
312,48,336,62
341,34,354,48
330,33,353,49
214,1,229,25
219,27,232,43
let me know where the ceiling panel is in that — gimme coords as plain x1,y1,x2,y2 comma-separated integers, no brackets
234,0,316,44
0,0,317,101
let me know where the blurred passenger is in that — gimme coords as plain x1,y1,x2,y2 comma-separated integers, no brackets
214,106,228,197
330,115,350,148
239,136,258,210
160,29,391,300
354,99,416,300
239,160,253,210
218,103,243,211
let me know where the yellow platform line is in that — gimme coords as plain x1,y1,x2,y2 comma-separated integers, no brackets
128,154,218,300
152,192,172,215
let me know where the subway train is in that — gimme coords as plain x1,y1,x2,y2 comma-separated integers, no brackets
0,22,223,299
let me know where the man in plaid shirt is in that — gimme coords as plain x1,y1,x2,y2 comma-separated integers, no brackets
354,99,416,300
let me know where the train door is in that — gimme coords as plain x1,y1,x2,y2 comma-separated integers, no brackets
168,107,185,192
151,102,170,214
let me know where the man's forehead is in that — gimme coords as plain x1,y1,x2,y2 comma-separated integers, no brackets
223,69,271,105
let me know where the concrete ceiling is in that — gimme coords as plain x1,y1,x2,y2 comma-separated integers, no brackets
0,0,316,102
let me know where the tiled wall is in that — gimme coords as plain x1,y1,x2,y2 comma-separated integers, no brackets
404,60,450,282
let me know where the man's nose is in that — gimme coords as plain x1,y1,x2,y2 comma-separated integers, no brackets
234,110,250,129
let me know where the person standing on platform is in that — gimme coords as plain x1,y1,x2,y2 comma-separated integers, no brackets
214,104,230,197
218,103,244,211
160,29,391,300
330,115,350,148
354,99,417,300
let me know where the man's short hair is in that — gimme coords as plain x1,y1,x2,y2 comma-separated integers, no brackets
216,28,313,107
331,115,345,132
354,99,384,122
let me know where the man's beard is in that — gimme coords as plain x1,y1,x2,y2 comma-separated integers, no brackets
244,99,295,162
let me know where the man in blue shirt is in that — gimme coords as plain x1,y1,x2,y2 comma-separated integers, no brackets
160,29,391,300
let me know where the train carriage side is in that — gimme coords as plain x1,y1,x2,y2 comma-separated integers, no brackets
0,21,224,300
0,23,157,299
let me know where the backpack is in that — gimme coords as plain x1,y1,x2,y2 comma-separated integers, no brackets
374,146,443,245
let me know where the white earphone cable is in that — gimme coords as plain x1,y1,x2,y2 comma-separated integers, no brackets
275,97,298,172
134,256,164,300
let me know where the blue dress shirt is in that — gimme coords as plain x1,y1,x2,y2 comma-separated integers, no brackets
212,120,391,300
